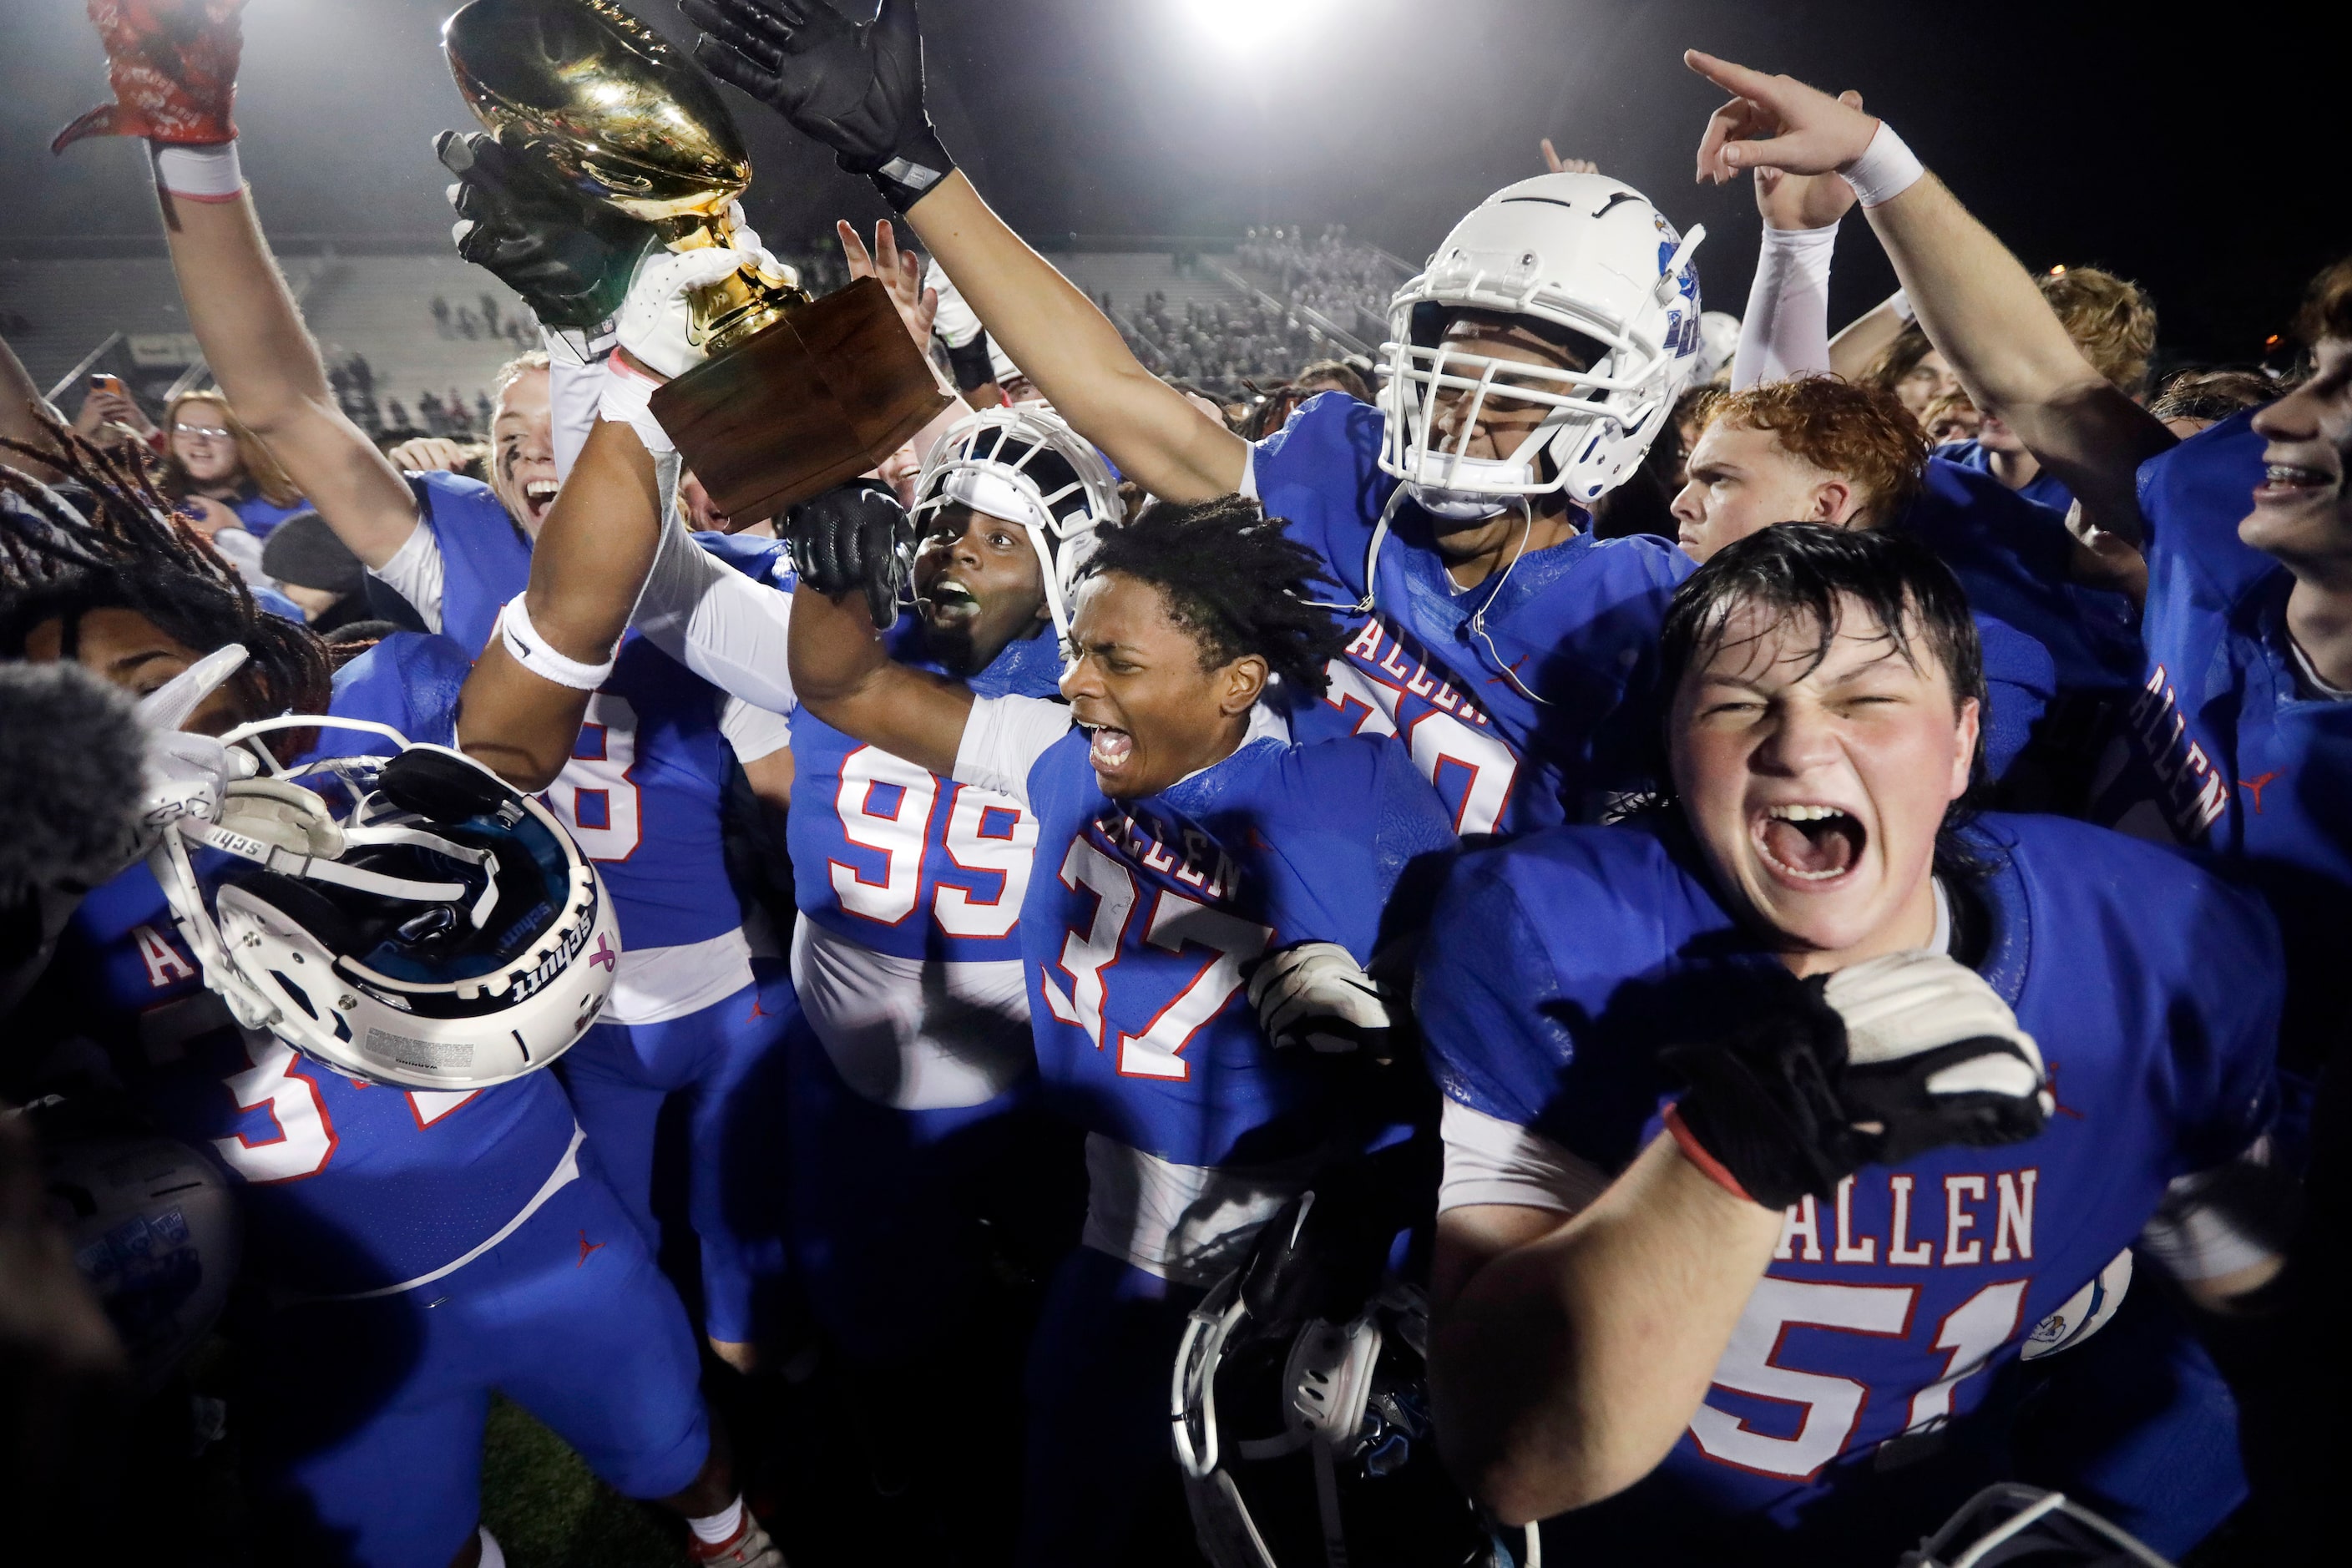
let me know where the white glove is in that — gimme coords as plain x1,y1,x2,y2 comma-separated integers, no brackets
614,209,790,380
1823,949,2054,1161
131,645,253,849
1246,940,1391,1055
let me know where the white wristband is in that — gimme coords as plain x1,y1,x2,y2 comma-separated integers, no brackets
1838,122,1925,210
498,594,615,690
151,141,244,202
598,353,675,456
1888,287,1915,326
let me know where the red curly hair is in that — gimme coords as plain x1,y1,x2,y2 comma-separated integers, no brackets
1700,375,1931,526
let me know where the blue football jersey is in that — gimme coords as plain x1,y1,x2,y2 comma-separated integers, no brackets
1014,726,1457,1166
1899,457,2144,787
1936,439,2076,517
792,617,1063,964
54,635,583,1298
1418,812,2279,1554
2093,414,2279,843
412,484,744,953
1250,392,1689,835
407,472,531,657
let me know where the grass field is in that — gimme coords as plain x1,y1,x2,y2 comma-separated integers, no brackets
480,1396,684,1567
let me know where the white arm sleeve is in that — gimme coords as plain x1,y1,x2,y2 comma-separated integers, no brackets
544,324,613,483
720,695,793,764
1437,1097,1611,1216
949,694,1072,809
1732,222,1841,392
367,522,446,633
629,507,798,716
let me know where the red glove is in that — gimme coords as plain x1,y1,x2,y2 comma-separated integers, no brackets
52,0,244,153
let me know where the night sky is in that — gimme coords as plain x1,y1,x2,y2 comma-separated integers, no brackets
5,0,2343,365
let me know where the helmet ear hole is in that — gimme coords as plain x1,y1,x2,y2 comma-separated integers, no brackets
378,748,509,824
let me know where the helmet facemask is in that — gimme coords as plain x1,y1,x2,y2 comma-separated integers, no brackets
1378,174,1707,512
147,714,617,1090
909,406,1124,663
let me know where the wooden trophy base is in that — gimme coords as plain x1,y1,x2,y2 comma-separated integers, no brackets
649,276,954,524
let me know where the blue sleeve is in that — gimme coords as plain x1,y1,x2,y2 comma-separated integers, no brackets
2135,411,2276,607
694,529,797,589
325,631,473,751
1251,392,1393,601
1416,852,1577,1130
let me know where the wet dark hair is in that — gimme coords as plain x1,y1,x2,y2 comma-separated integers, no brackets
0,415,331,727
1078,494,1347,696
1658,522,1988,776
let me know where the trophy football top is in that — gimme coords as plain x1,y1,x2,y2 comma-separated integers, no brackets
443,0,752,223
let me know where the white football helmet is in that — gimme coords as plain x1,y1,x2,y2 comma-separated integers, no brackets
1694,310,1743,387
139,658,617,1090
43,1129,240,1393
1378,171,1707,513
910,404,1125,650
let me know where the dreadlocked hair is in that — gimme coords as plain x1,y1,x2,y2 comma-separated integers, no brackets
0,411,331,734
1079,494,1348,697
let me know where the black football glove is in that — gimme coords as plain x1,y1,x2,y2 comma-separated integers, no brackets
786,478,914,630
435,129,656,330
1663,951,2051,1210
678,0,953,214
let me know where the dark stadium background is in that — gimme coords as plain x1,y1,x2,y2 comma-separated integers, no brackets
4,0,2345,367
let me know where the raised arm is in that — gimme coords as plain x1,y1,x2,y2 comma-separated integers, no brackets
680,0,1249,502
1827,292,1912,383
784,484,974,778
154,170,422,567
1728,122,1859,391
1687,50,2173,544
456,419,661,788
1434,1134,1782,1522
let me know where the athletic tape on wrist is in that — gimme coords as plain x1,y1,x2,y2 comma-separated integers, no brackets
596,352,674,455
1839,122,1925,210
1662,1102,1763,1206
498,594,615,690
152,141,243,202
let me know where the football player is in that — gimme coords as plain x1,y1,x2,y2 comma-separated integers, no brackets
509,266,1097,1545
1681,49,2352,1552
1420,524,2288,1566
678,0,1703,837
1694,145,2145,804
780,483,1459,1564
1670,376,2144,801
0,432,776,1568
92,30,801,1371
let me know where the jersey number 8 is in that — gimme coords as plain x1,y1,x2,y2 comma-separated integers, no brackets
547,693,644,861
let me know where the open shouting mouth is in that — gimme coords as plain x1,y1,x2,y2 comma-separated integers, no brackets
1084,721,1134,778
1754,802,1865,887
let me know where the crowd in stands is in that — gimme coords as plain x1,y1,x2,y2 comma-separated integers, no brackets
1235,221,1405,340
1110,287,1351,394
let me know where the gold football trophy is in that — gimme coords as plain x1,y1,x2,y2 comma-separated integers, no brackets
443,0,951,518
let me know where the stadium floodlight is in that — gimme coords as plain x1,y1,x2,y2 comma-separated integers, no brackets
1181,0,1338,54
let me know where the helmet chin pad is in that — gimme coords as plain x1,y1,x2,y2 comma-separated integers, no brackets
379,746,516,825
